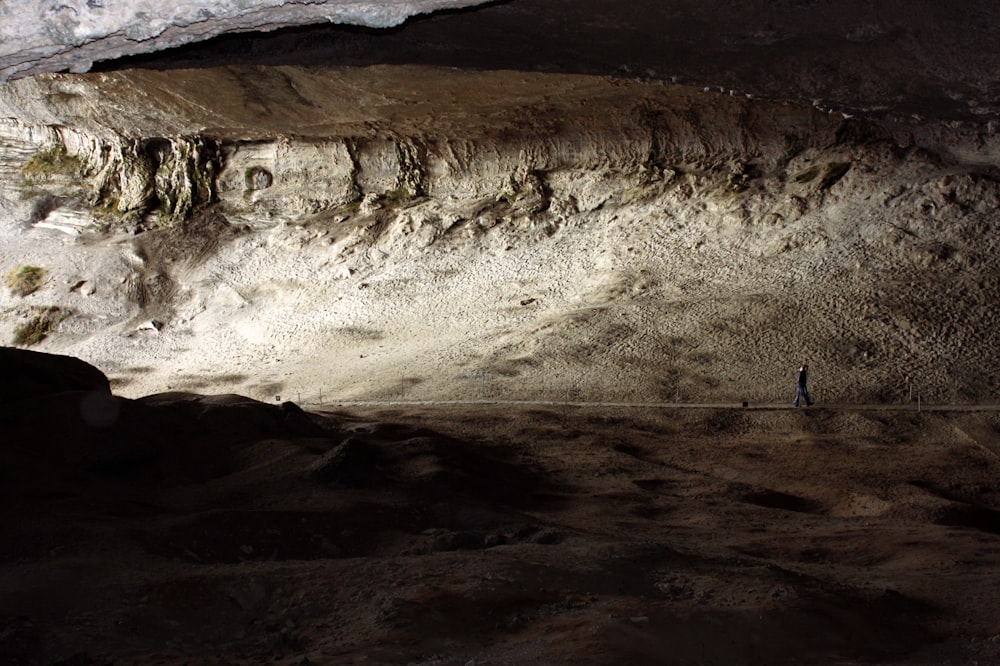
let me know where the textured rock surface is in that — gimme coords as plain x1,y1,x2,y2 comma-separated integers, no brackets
1,2,999,403
0,0,491,81
0,67,852,225
2,65,1000,405
3,65,997,227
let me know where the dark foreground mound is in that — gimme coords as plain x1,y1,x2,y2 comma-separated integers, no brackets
2,354,1000,664
0,346,110,404
0,358,567,665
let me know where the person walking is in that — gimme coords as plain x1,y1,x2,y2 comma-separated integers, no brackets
794,364,813,407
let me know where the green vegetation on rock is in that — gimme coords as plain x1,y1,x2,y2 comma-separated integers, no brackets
151,138,220,225
5,265,46,297
12,306,64,346
382,186,415,208
19,146,86,217
21,144,83,178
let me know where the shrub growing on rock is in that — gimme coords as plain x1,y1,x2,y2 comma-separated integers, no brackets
5,265,46,296
20,144,82,177
12,306,64,346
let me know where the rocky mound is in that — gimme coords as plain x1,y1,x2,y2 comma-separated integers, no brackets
3,353,1000,663
0,346,109,403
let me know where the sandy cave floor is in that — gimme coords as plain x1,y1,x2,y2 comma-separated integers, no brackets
13,165,1000,411
3,397,1000,665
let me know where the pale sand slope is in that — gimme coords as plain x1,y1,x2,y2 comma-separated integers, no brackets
1,76,1000,407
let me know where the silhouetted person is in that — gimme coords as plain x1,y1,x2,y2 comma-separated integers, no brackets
794,364,813,407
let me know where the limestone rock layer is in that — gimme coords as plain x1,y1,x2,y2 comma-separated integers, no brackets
0,66,853,226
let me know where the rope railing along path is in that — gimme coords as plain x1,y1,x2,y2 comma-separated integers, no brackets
308,399,1000,412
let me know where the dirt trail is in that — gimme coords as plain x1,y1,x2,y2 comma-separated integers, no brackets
314,399,1000,412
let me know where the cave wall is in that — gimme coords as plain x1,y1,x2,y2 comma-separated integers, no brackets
5,63,1000,403
0,66,859,232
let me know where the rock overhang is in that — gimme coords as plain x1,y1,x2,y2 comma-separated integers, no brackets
2,1,1000,251
0,0,494,81
3,0,1000,124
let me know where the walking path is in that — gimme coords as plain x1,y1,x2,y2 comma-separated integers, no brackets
312,399,1000,412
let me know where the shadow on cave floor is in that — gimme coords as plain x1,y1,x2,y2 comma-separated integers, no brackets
2,397,998,664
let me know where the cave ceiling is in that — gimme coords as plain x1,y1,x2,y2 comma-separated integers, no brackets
0,0,492,80
3,0,1000,125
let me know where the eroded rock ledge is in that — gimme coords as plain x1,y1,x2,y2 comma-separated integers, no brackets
0,65,964,232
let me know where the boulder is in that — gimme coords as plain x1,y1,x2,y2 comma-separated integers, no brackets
0,347,111,404
310,436,379,487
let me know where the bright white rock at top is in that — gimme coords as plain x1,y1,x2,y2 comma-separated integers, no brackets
0,0,492,81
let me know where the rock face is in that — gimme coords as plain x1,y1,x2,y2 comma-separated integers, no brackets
0,66,850,227
0,0,492,81
3,65,996,230
4,6,1000,665
2,64,1000,405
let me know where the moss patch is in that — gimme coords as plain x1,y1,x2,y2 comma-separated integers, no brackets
12,306,65,346
381,186,414,208
5,265,46,297
21,145,83,178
